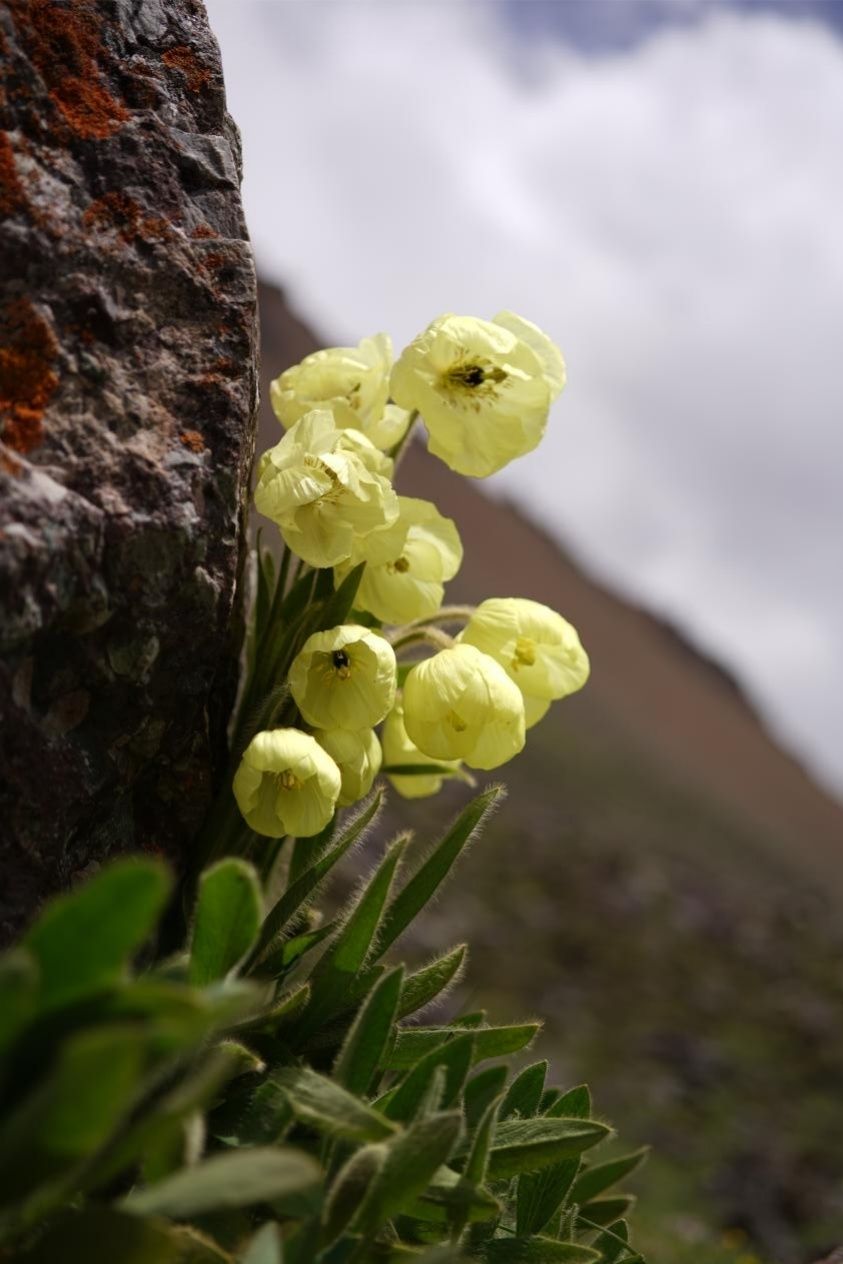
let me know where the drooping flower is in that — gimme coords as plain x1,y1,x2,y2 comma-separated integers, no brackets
336,496,463,626
389,312,566,478
253,409,398,568
381,700,460,799
458,598,590,728
402,643,525,770
233,728,341,838
289,625,397,731
270,335,398,450
314,727,382,806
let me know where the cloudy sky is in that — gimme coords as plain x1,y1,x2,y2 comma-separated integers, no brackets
206,0,843,796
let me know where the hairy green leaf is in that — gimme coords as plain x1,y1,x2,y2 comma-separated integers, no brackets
464,1066,509,1131
461,1118,609,1181
381,1033,475,1122
273,1066,396,1142
500,1061,548,1121
482,1240,599,1263
578,1195,637,1227
572,1150,648,1206
322,1143,387,1249
353,1112,463,1236
334,965,404,1097
123,1147,319,1218
24,859,171,1008
397,945,467,1020
385,1023,539,1070
190,859,262,986
373,786,504,959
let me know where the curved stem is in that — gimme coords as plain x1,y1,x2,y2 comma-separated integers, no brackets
390,625,455,653
388,409,419,475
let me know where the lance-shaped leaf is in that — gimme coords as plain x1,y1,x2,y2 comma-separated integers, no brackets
584,1218,637,1264
322,1142,387,1249
373,786,504,960
297,837,407,1038
548,1085,591,1120
481,1241,599,1263
315,561,367,632
458,1117,609,1181
397,944,467,1020
273,1066,396,1142
380,1033,475,1122
24,859,171,1008
190,859,263,986
123,1147,320,1218
404,1163,500,1226
334,965,404,1097
571,1149,648,1206
515,1082,596,1235
385,1023,539,1070
450,1094,502,1239
259,921,336,980
352,1112,463,1237
500,1061,548,1121
578,1194,637,1227
464,1066,509,1130
248,790,383,967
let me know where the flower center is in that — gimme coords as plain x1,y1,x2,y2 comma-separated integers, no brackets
443,359,508,396
511,636,536,671
388,555,410,574
276,769,302,792
446,709,468,733
303,453,344,503
332,649,352,680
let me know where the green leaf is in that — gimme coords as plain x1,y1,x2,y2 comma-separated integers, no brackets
571,1150,648,1205
583,1219,635,1264
516,1160,580,1238
397,945,467,1019
500,1061,548,1120
260,921,336,978
334,965,404,1097
373,786,504,959
12,1208,228,1263
578,1195,637,1227
404,1163,500,1225
190,859,263,986
0,948,38,1052
123,1147,320,1218
462,1117,609,1181
353,1112,463,1236
315,561,366,631
464,1066,508,1131
298,837,406,1036
244,982,311,1037
240,1222,283,1264
547,1085,591,1119
24,858,171,1008
381,1033,475,1122
322,1143,387,1249
248,789,383,966
273,1066,396,1142
464,1095,502,1186
385,1023,539,1070
481,1240,599,1263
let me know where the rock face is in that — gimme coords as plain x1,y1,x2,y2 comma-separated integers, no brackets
0,0,258,941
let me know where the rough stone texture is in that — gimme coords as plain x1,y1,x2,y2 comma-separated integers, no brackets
0,0,258,942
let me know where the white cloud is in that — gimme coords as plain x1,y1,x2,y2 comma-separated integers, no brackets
207,0,843,794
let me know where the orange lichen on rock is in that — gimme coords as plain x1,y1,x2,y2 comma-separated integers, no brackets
83,192,174,244
162,46,212,96
0,134,27,216
179,430,205,453
0,298,59,455
191,224,219,240
11,0,129,140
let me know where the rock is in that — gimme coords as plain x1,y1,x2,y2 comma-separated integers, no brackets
0,0,258,941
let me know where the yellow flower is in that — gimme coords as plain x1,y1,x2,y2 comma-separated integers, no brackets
233,728,341,838
458,598,589,727
314,727,382,806
289,625,397,731
390,311,565,478
381,700,460,799
270,335,397,450
402,643,525,770
254,409,398,568
336,496,463,626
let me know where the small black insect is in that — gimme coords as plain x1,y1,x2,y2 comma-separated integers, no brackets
332,650,350,670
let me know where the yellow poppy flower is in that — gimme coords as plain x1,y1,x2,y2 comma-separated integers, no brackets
402,643,525,770
336,496,463,626
270,334,396,450
314,727,382,806
381,700,460,799
253,409,398,568
233,728,341,838
289,625,397,731
390,311,565,478
459,598,589,728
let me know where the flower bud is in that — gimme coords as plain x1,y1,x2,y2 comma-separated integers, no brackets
314,727,382,806
336,496,462,626
402,643,525,770
233,728,341,838
390,311,565,478
459,598,589,728
289,625,397,731
381,700,460,799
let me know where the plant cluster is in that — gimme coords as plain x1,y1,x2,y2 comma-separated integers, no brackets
0,311,649,1262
